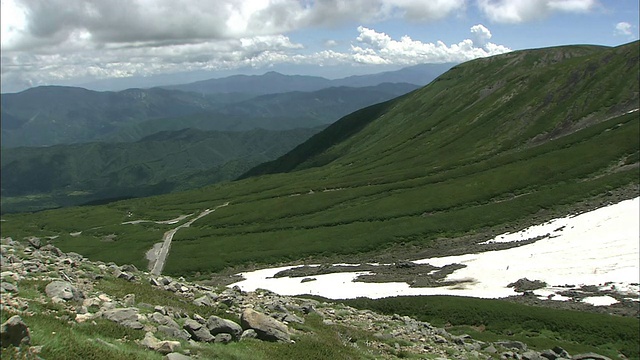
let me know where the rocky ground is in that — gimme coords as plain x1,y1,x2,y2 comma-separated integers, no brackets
0,236,623,359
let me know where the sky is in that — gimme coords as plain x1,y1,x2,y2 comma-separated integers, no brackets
1,0,638,93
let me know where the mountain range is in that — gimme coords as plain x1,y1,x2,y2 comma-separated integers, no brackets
162,63,454,95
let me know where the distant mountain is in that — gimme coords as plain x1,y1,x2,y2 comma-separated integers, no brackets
1,127,320,213
0,86,252,147
216,83,420,121
102,82,420,142
161,64,454,95
163,71,333,95
331,63,456,87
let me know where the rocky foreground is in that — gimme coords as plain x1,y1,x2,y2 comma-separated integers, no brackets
1,236,617,359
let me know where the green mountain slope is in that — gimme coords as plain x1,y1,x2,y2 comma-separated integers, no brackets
1,42,638,277
1,128,320,213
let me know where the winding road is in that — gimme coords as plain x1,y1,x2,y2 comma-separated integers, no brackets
149,202,229,275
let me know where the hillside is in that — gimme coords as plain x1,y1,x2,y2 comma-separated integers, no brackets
1,42,638,278
1,128,320,213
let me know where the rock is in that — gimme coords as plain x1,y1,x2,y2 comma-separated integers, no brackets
508,278,547,292
301,303,316,314
484,345,498,354
157,325,190,341
433,335,448,343
495,340,528,351
572,353,612,360
164,353,191,360
140,332,181,354
0,282,18,293
26,237,41,249
240,308,290,342
40,244,64,256
522,350,545,360
121,264,138,272
552,346,570,358
113,269,135,281
1,315,30,347
183,319,214,342
206,316,242,339
193,314,206,324
120,320,144,330
150,313,180,328
214,333,233,344
282,314,304,324
45,281,82,301
123,294,136,307
240,329,258,341
193,295,213,307
103,308,139,323
300,277,316,283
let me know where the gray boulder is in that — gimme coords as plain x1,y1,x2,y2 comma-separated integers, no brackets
103,308,139,323
495,340,527,351
206,315,242,339
45,281,83,301
150,313,180,328
158,325,190,341
1,315,30,347
103,307,143,328
183,319,214,342
522,350,545,360
140,332,181,354
240,329,258,341
26,237,41,249
214,333,233,344
0,282,18,293
240,308,290,342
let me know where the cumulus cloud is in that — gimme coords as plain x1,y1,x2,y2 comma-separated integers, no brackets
350,25,510,65
614,22,634,37
477,0,597,23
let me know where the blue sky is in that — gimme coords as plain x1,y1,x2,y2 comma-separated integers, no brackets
1,0,638,93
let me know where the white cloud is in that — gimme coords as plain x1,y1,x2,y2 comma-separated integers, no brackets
614,22,634,37
470,24,492,48
349,25,511,65
324,39,339,48
477,0,597,23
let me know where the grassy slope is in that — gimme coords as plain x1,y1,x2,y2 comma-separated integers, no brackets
1,42,638,276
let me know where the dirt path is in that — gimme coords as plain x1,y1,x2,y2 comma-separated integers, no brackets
149,202,229,276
